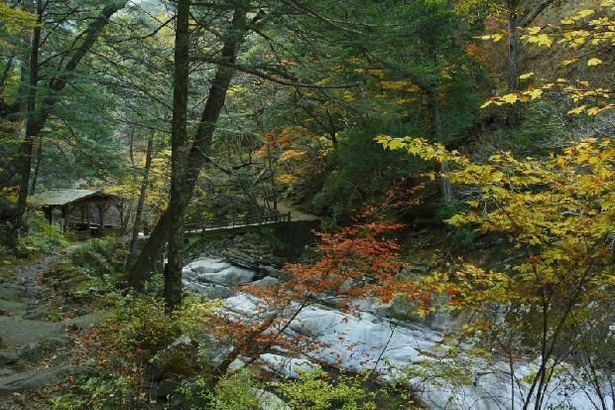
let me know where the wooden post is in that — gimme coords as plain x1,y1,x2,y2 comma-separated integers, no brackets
43,207,52,224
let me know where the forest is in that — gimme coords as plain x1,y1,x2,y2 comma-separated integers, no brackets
0,0,613,408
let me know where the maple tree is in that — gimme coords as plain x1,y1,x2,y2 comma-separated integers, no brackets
374,3,615,407
482,1,614,117
207,206,406,382
377,134,614,409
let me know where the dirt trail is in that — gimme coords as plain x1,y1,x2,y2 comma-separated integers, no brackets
259,199,321,222
0,246,102,409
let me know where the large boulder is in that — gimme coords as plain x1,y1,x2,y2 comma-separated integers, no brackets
183,258,254,287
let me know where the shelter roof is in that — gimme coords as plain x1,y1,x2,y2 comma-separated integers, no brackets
28,189,121,207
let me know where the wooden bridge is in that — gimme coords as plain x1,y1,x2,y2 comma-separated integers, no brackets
184,210,292,236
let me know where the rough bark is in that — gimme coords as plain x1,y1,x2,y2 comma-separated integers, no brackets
15,0,42,233
427,40,452,203
164,0,191,310
127,135,154,265
127,7,249,290
506,0,556,127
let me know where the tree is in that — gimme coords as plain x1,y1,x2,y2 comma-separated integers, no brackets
477,0,560,125
127,2,250,292
377,133,614,409
479,0,615,125
255,0,486,212
208,205,405,382
0,0,127,245
165,0,191,310
374,3,614,406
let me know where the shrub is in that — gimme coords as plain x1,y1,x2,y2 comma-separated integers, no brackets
272,370,378,410
69,239,126,277
16,215,68,256
51,294,217,409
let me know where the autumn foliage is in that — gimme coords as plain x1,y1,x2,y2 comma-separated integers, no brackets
379,134,615,408
208,207,406,376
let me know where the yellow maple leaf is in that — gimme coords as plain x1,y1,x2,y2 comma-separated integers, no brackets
577,9,596,18
387,139,405,150
567,105,587,115
519,72,535,80
587,106,606,115
501,93,519,104
534,34,553,47
587,58,603,66
528,89,543,99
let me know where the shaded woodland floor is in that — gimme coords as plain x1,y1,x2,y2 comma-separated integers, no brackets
0,247,106,409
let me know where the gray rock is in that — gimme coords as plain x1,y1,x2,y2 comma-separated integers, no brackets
0,298,27,316
257,265,280,278
252,387,290,410
186,258,230,274
252,276,280,287
0,364,75,394
64,311,110,330
197,266,254,286
0,317,65,346
18,337,68,361
23,305,51,320
0,350,17,366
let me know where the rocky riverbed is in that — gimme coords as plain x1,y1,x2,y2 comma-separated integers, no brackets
183,255,614,410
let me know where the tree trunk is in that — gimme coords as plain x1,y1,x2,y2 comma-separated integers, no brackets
507,0,521,126
127,7,249,290
127,135,154,265
164,0,191,310
426,39,452,203
15,0,42,234
29,137,42,195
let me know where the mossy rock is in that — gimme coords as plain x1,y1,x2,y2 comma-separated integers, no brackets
151,336,203,381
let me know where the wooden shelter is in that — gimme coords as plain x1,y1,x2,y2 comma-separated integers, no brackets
29,189,125,239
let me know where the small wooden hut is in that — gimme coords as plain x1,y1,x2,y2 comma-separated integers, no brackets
29,189,126,239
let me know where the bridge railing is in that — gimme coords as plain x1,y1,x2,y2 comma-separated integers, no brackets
185,210,291,234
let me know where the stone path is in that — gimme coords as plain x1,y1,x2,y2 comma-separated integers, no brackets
0,247,101,408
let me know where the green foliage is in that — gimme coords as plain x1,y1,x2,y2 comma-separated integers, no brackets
69,239,126,277
15,215,68,256
39,88,125,188
184,369,266,410
50,375,131,410
435,201,477,249
0,4,39,50
51,294,216,409
115,294,183,356
313,130,415,222
272,370,378,410
380,134,615,403
488,102,571,157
